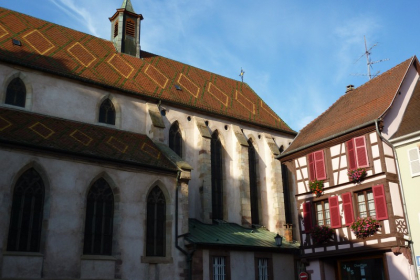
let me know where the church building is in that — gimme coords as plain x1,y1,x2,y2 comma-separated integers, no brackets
0,1,299,280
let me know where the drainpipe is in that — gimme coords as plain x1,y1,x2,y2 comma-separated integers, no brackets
175,170,196,280
375,120,418,280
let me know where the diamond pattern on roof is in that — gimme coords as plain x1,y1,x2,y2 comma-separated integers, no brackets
0,116,12,131
144,64,169,89
0,24,8,39
141,142,161,159
22,30,54,55
260,100,279,120
107,53,134,79
208,82,228,107
67,42,96,68
178,73,200,98
235,90,255,114
70,129,93,146
29,122,54,139
107,136,128,153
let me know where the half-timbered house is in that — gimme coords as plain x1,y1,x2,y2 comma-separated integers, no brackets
279,57,420,280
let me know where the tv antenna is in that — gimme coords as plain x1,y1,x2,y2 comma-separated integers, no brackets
352,36,389,80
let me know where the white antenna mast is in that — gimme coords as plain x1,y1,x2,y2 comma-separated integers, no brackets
352,36,389,80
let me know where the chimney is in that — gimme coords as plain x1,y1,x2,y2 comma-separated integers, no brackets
346,84,355,93
283,224,293,242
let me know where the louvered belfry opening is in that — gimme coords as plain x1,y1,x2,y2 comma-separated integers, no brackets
211,131,223,221
146,186,166,256
248,140,259,225
99,98,116,125
169,121,182,157
7,169,45,252
5,77,26,107
125,18,135,37
83,178,114,255
114,22,118,38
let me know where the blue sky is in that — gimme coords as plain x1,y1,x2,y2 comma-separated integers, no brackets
2,0,419,131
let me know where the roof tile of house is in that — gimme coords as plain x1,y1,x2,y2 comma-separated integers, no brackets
284,57,415,155
0,107,179,171
0,8,295,134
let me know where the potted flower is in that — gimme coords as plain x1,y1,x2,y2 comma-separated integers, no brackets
350,217,380,239
309,179,324,197
310,225,334,245
347,168,367,184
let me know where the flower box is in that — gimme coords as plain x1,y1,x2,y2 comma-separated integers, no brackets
347,168,367,184
309,179,324,197
310,225,334,245
350,217,380,239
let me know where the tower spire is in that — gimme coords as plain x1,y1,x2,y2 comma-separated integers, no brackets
109,0,144,57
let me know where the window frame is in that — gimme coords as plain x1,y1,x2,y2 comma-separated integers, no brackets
211,131,224,220
355,189,376,219
315,200,330,227
408,147,420,177
98,98,116,125
248,139,260,225
209,251,230,280
146,186,166,257
254,252,273,280
169,121,183,158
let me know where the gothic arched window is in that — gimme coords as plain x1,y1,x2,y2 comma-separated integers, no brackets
146,186,166,256
211,131,223,220
83,178,114,255
169,121,182,157
7,168,44,252
5,77,26,107
99,98,116,125
248,140,259,225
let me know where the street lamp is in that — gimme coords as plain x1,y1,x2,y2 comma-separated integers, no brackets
274,234,283,246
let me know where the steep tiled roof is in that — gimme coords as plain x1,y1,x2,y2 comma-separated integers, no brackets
390,79,420,139
187,219,299,251
283,57,415,155
0,107,178,171
0,8,295,134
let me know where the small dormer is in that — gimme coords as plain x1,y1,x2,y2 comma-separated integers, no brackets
109,0,144,57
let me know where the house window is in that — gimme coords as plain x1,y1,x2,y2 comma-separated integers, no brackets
257,258,269,280
308,150,326,180
169,121,182,157
408,147,420,177
315,200,330,226
99,98,116,125
146,186,166,256
356,190,376,219
83,178,114,255
248,140,259,224
5,77,26,107
7,168,44,252
346,136,369,169
212,256,227,280
211,131,223,220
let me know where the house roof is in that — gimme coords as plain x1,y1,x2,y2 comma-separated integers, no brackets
390,78,420,140
0,7,295,135
0,107,180,172
281,57,415,157
186,219,299,251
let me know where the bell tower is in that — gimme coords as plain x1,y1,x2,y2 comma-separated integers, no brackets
109,0,144,57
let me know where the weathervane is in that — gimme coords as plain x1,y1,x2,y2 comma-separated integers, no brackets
352,36,389,80
239,68,245,82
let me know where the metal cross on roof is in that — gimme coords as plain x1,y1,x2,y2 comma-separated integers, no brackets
239,68,245,82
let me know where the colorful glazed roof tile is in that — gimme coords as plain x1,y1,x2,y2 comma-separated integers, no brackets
187,219,299,251
390,79,420,140
283,57,417,156
0,107,179,171
0,7,295,135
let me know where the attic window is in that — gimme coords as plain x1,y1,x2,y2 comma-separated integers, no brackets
175,85,182,90
125,19,135,37
12,39,21,46
114,22,118,38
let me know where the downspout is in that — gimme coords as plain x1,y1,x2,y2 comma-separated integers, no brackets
175,170,196,280
375,119,418,280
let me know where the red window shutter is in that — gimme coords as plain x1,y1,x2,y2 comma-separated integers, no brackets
308,153,315,181
302,202,313,233
354,136,369,168
314,150,327,180
346,140,357,170
341,192,354,226
372,185,388,220
329,196,341,228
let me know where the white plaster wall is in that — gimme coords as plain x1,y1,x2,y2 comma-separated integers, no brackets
0,149,181,280
272,253,295,280
385,252,412,280
389,182,404,217
230,251,254,280
305,259,322,280
1,255,43,278
382,64,420,139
